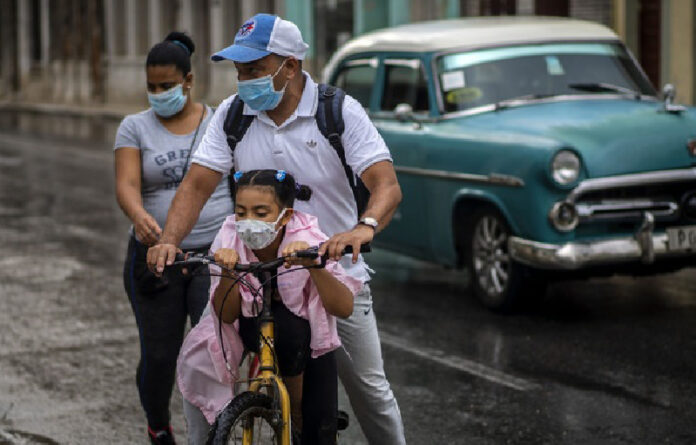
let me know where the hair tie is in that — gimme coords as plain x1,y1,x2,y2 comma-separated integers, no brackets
233,171,243,182
171,40,190,55
275,170,286,182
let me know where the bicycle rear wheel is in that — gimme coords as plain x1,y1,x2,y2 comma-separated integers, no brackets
207,391,283,445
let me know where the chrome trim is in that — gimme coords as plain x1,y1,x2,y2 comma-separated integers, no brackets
436,94,659,121
509,232,694,270
661,83,687,113
548,201,579,232
575,200,679,222
566,167,696,203
384,58,421,69
393,165,525,187
344,57,379,68
635,212,655,263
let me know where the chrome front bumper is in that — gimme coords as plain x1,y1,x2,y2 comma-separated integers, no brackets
509,213,696,270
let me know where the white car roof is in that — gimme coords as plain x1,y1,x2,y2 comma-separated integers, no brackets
323,16,620,80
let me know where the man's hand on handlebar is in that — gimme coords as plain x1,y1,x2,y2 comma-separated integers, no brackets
319,224,374,263
147,243,181,276
282,241,320,269
214,248,240,276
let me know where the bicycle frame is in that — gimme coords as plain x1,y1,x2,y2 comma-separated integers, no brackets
175,243,369,444
244,267,291,445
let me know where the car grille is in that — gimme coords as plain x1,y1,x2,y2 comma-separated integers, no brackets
575,181,696,224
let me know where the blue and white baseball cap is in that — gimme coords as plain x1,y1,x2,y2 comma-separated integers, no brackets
211,13,309,63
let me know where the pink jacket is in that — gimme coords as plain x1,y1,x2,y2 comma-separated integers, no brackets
177,210,363,423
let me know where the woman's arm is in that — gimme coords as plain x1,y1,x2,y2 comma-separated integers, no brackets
114,147,162,245
212,248,243,323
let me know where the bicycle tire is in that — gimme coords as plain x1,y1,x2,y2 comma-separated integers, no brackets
207,391,284,445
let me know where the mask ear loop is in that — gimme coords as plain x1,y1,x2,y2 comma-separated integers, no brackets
272,59,291,93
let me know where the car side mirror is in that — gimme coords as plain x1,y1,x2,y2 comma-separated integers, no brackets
662,83,686,113
394,103,415,122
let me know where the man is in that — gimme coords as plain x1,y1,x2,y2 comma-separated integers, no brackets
147,13,406,444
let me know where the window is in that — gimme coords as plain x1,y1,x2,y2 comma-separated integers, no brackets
436,43,656,113
334,61,377,108
380,60,429,113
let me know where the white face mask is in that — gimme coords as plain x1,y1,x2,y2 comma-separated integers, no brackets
234,209,287,250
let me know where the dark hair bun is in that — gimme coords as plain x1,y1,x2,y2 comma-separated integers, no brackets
164,31,195,55
295,185,313,201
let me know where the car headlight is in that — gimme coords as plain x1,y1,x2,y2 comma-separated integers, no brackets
551,150,581,186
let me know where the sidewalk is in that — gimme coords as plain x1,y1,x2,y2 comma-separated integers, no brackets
0,100,143,120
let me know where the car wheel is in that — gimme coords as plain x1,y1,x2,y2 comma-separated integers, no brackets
465,208,544,312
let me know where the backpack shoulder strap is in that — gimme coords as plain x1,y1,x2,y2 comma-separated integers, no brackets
316,84,355,187
222,95,255,156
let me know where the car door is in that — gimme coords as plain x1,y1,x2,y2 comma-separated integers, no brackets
332,55,431,257
369,57,431,256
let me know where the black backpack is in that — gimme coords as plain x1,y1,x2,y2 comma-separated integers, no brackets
222,84,369,219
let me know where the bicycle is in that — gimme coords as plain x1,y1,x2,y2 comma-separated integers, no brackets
174,243,369,445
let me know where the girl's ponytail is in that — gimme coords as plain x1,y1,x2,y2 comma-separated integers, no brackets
295,184,312,201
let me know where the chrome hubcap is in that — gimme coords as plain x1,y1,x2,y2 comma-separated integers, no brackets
472,215,510,298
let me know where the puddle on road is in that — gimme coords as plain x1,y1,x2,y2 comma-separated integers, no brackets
0,428,59,445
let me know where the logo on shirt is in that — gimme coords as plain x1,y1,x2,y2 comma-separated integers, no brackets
238,20,255,38
306,139,317,148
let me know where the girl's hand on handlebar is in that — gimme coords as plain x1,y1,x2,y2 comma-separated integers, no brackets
134,212,162,246
214,248,239,276
282,241,318,268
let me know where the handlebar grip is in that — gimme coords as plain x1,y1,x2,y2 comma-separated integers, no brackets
295,251,320,259
342,243,372,254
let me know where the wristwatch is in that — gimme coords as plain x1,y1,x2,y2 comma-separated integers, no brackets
358,217,379,231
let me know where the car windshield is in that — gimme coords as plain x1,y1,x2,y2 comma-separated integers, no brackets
436,42,655,113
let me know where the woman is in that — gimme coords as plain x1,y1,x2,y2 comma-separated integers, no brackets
114,32,232,445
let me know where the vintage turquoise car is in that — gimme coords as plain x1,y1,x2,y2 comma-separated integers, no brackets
323,17,696,311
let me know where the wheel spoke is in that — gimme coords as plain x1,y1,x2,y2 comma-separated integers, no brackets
490,267,503,294
487,217,498,242
480,218,491,243
494,262,508,281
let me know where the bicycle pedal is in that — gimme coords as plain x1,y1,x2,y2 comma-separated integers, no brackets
337,410,350,431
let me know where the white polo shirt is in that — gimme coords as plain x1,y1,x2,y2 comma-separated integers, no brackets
192,73,392,282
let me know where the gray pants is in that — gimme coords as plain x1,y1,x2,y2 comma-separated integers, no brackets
183,284,406,445
336,284,406,445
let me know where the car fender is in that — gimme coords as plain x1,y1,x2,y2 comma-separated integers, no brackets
426,188,520,267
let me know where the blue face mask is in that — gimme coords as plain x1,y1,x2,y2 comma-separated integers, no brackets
148,84,187,117
237,60,288,111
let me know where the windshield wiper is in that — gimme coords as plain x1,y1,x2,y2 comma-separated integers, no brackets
494,93,557,111
567,82,642,100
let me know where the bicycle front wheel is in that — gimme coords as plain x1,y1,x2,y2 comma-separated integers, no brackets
207,391,283,445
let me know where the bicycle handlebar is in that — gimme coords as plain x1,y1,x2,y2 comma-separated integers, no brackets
173,243,371,272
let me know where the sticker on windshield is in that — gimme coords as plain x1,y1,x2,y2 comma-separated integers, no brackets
545,56,565,76
446,87,482,104
441,71,466,91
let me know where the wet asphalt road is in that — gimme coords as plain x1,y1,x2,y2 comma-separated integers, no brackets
1,114,696,444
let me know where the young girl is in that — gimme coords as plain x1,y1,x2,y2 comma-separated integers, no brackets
177,169,363,444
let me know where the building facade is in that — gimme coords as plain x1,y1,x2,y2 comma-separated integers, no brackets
1,0,694,107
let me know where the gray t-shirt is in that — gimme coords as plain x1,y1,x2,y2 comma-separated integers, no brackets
114,106,233,249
